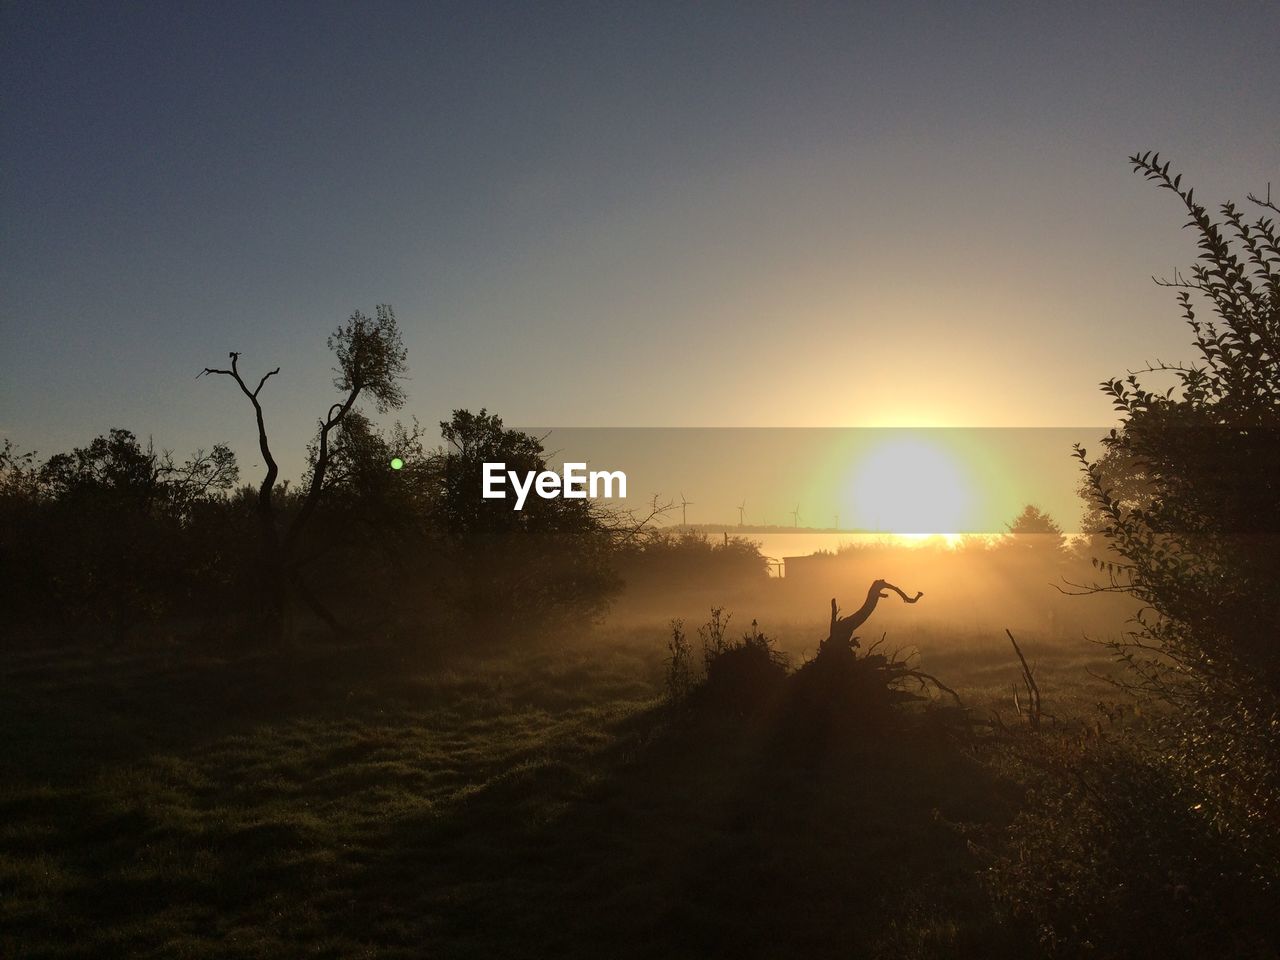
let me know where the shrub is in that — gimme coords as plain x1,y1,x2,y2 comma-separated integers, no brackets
987,724,1280,959
665,618,693,702
700,618,789,708
992,155,1280,957
1074,154,1280,862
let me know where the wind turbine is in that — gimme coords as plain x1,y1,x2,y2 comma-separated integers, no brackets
680,492,694,527
790,504,801,528
737,500,746,526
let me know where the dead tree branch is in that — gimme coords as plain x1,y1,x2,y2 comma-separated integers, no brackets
199,353,281,551
826,578,923,650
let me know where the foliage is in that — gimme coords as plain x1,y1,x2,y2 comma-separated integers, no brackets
614,530,770,595
436,408,577,539
292,412,444,622
990,155,1280,957
1075,444,1154,535
0,430,241,636
785,636,962,744
1073,154,1280,833
326,304,409,413
0,407,630,643
431,409,622,634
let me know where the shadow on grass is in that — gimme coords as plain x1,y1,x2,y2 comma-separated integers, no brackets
1,636,1028,959
342,696,1024,958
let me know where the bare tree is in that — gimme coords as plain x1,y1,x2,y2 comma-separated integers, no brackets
198,353,282,552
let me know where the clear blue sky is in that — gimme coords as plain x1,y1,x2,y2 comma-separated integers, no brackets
2,1,1277,483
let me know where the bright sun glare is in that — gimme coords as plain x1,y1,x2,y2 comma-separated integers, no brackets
846,438,975,536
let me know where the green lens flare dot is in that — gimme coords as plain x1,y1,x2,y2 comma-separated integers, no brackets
390,457,404,470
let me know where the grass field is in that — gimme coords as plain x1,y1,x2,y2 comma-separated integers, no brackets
0,619,1119,958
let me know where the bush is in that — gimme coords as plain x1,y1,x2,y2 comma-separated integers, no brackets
992,155,1280,957
680,608,960,742
1074,154,1280,861
701,619,789,708
987,724,1280,959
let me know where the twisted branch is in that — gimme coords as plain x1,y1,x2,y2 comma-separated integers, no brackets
827,579,923,649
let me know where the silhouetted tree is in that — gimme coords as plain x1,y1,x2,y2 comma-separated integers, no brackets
998,504,1070,565
289,412,444,624
1005,504,1064,538
431,409,621,633
201,305,407,636
437,408,552,539
0,430,239,638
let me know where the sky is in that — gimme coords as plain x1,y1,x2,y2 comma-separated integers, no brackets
2,1,1277,508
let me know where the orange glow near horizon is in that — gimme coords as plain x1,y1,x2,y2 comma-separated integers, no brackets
889,532,969,547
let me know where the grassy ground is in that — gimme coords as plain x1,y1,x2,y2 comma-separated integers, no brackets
0,622,1115,958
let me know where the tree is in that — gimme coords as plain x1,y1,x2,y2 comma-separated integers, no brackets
1005,504,1064,538
1075,154,1280,839
201,305,408,635
0,430,239,638
999,504,1069,563
289,412,443,626
436,408,554,539
431,409,622,633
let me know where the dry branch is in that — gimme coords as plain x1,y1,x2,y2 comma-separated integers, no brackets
826,578,924,650
1006,628,1042,728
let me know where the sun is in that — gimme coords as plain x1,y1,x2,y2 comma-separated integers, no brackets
843,437,976,535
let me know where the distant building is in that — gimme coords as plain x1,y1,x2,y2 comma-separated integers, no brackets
781,554,834,579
